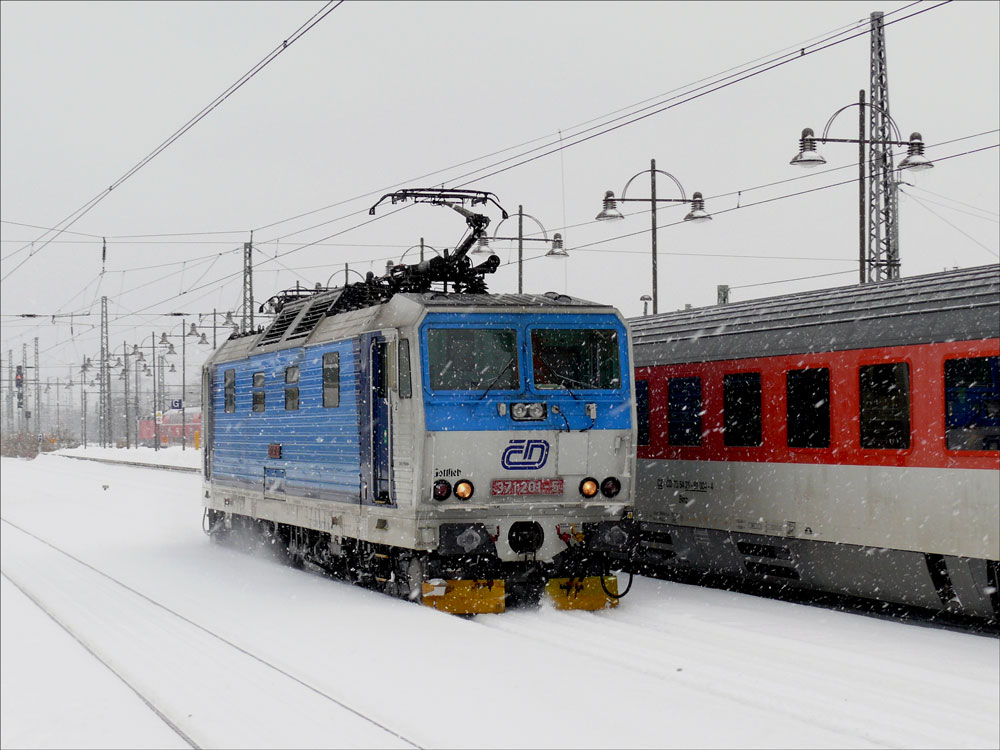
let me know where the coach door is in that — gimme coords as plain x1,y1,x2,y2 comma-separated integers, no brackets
366,334,393,505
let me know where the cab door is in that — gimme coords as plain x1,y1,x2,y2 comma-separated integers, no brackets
361,332,394,506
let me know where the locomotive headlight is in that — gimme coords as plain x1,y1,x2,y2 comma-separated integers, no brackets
454,480,474,500
579,477,599,498
600,477,622,498
433,480,452,501
510,402,547,421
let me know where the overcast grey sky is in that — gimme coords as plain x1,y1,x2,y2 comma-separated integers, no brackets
1,0,998,383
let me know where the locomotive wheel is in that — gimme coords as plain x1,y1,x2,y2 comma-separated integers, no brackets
403,555,426,603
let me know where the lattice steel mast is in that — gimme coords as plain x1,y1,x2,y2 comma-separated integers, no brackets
867,10,899,282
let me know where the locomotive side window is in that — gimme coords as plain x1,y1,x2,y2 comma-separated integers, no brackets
398,339,412,399
322,352,340,408
859,363,910,449
786,368,830,448
724,372,762,447
635,378,650,446
224,369,235,413
668,377,702,446
285,365,299,411
252,371,266,413
945,355,1000,451
530,329,621,390
427,328,518,391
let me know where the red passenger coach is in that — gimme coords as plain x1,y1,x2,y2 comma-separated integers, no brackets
629,265,999,620
138,408,202,447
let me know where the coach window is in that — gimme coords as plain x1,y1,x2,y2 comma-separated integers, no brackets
285,365,300,411
724,372,762,447
945,355,1000,451
251,372,266,412
668,377,702,446
786,368,830,448
224,369,235,413
322,352,340,408
635,379,650,446
859,363,910,449
398,339,412,398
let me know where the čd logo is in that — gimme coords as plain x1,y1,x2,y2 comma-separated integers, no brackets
501,439,550,470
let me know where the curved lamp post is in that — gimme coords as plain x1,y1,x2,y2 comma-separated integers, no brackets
159,319,211,450
196,310,237,348
399,239,441,264
325,266,369,288
789,91,933,283
596,159,710,315
476,205,567,294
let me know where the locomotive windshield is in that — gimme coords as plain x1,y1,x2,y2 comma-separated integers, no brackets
531,328,621,390
427,328,519,391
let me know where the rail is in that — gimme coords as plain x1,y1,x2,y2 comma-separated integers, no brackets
58,454,200,474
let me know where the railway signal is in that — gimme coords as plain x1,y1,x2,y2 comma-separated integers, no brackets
15,365,24,408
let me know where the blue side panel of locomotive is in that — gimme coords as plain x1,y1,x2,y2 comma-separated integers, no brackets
210,340,362,503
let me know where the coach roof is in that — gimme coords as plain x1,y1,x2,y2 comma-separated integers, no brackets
629,264,1000,366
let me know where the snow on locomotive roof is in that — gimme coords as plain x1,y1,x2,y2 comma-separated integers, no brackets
629,264,999,366
409,290,603,308
206,289,613,366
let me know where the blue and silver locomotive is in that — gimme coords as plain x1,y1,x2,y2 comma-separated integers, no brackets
201,190,635,613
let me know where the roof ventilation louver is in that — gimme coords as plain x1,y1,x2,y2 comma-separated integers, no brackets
257,305,302,347
285,298,332,341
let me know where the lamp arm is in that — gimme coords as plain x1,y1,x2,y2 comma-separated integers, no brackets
821,101,903,141
491,210,549,241
816,136,911,147
620,168,687,201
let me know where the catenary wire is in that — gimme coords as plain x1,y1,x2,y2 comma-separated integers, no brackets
0,1,345,279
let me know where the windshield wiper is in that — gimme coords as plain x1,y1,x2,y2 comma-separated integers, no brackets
478,356,516,400
533,352,599,396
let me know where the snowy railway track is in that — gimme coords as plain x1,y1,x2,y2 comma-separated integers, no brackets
57,454,200,473
476,606,996,749
0,517,421,750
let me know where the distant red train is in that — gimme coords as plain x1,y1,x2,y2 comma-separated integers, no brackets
628,264,999,621
138,408,202,447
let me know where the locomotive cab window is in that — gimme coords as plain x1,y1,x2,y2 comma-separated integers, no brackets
668,377,702,447
724,372,762,447
223,369,235,413
859,363,910,449
426,328,518,391
945,355,1000,451
322,352,340,408
786,368,830,448
285,365,299,411
530,328,621,390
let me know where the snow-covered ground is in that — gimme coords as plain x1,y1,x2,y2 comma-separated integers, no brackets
2,453,997,749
